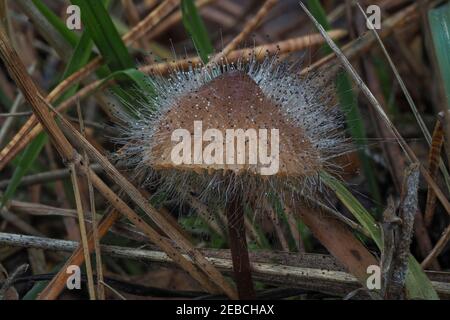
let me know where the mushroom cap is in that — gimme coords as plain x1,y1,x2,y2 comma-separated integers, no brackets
148,70,321,177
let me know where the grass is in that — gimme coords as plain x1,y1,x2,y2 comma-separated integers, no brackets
181,0,213,63
429,2,450,110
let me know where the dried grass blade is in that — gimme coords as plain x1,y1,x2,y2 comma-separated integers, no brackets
424,118,445,227
68,162,96,300
76,102,105,299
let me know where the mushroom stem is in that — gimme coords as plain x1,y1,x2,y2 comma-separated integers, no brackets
225,195,256,299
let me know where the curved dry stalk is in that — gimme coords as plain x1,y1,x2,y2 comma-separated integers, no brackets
122,0,179,44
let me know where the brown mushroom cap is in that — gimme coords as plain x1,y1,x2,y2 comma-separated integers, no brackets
148,70,321,178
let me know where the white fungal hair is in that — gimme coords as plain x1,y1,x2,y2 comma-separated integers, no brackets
111,55,350,207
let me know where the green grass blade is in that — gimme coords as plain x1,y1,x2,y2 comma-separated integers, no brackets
320,171,439,300
109,69,155,95
406,257,439,300
336,73,381,208
372,56,398,118
307,0,330,29
22,263,64,300
22,280,49,300
320,171,381,246
71,0,153,115
56,33,94,103
429,2,450,108
0,132,48,209
63,33,94,79
106,69,156,114
181,0,213,63
31,0,79,47
427,2,450,195
72,0,134,71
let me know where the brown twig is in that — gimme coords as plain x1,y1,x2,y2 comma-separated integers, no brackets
5,231,450,299
424,117,445,227
209,0,278,65
85,171,223,295
121,0,151,52
68,162,96,300
143,30,347,74
0,207,44,237
0,26,97,300
0,79,108,170
0,164,102,189
76,102,105,300
38,210,120,299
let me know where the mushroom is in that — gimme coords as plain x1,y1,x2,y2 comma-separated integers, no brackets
114,56,375,299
